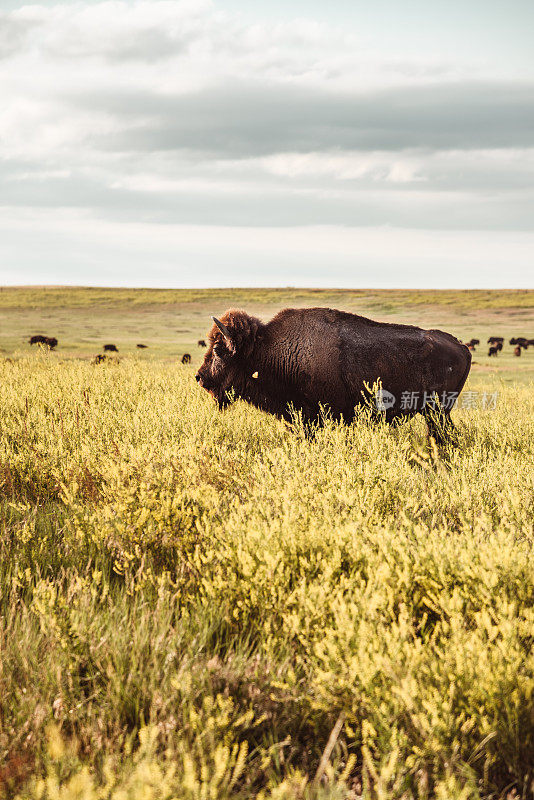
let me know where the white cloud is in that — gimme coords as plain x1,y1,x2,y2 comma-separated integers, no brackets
0,1,532,286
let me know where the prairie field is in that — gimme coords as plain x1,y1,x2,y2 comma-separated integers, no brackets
1,288,534,799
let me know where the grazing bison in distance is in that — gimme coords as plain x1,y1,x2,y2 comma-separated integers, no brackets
488,344,500,356
198,339,207,348
510,337,529,349
514,346,522,357
104,344,118,352
464,338,479,350
29,335,57,349
196,308,471,442
488,336,504,345
137,343,148,349
182,353,191,364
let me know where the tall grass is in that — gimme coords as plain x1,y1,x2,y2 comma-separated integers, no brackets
1,354,533,799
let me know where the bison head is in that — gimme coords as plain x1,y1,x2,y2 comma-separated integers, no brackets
195,310,262,408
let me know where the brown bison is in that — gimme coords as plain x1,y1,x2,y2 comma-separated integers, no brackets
464,338,479,349
198,339,207,347
488,344,500,356
510,337,529,349
30,335,57,348
182,353,191,364
487,336,504,345
196,308,471,442
514,345,522,357
137,343,148,349
104,344,118,352
93,354,119,364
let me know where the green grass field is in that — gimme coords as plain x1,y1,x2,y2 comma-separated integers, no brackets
2,287,534,384
1,288,533,799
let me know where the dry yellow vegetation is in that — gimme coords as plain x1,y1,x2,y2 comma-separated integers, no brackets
0,351,533,799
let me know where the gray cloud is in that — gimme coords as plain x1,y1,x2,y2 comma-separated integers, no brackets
0,1,532,286
78,80,534,157
0,13,37,59
2,161,533,231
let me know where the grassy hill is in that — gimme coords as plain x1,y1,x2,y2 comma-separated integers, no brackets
1,288,533,798
2,287,534,383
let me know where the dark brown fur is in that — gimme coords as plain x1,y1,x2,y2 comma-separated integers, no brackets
196,308,471,441
29,335,57,348
104,344,118,352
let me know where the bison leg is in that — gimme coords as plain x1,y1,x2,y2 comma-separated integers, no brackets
423,407,456,445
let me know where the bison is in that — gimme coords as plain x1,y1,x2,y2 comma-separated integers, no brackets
198,339,207,348
510,337,529,349
182,353,191,364
196,308,471,442
103,344,118,352
514,345,522,357
487,336,504,345
488,344,500,356
137,343,148,349
464,338,479,349
29,335,57,348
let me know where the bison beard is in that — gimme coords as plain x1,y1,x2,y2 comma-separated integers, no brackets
196,308,471,443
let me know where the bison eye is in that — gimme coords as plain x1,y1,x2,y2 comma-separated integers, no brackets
214,342,227,357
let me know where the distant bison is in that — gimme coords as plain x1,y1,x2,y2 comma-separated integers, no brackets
136,344,148,349
514,345,522,357
510,337,529,349
103,344,118,352
181,353,191,364
196,307,471,442
29,335,57,349
487,336,504,345
198,339,207,348
93,354,108,364
488,345,500,356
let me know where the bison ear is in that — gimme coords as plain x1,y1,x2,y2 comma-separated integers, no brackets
212,316,236,352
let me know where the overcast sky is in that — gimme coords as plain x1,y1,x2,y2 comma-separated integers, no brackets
1,0,533,287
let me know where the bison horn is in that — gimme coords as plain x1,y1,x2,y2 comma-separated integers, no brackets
212,316,232,341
